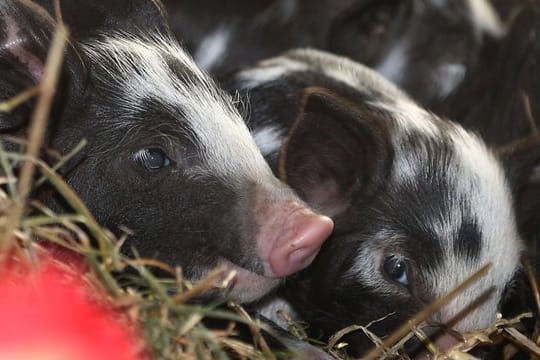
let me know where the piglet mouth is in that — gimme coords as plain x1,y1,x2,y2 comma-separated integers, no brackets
214,258,281,303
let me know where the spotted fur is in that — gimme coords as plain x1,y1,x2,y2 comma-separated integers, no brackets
226,49,525,355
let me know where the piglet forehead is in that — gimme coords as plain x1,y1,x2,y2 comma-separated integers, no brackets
82,34,272,183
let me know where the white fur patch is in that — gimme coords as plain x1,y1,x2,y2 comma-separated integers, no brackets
252,125,284,156
375,99,441,138
290,49,410,101
436,127,521,330
194,24,233,71
399,125,520,331
238,49,441,168
466,0,506,38
237,56,310,88
375,39,408,85
237,48,411,104
433,63,466,99
83,33,272,183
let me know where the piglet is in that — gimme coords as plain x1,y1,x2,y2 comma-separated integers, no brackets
0,0,333,303
224,49,537,356
347,0,540,273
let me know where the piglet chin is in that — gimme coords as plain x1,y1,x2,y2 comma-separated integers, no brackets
414,333,460,360
217,259,281,303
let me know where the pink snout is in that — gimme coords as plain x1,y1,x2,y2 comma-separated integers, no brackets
258,202,334,278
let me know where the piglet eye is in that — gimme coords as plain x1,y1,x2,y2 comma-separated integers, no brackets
383,256,409,287
135,148,171,171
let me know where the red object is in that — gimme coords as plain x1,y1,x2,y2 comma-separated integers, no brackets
0,260,143,360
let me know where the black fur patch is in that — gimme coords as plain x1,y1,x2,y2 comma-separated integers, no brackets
455,219,482,262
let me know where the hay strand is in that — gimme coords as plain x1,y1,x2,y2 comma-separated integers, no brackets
364,263,492,360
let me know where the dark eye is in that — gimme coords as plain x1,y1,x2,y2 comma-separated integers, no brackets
383,256,409,287
134,148,171,171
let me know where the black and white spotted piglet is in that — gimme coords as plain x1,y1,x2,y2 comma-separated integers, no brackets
351,0,540,269
0,0,334,303
224,49,538,356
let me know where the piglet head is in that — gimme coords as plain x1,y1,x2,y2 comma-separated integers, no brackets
273,82,523,357
0,0,333,304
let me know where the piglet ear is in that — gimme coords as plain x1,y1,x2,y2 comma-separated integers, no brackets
0,0,57,130
0,0,84,131
278,87,393,217
499,136,540,239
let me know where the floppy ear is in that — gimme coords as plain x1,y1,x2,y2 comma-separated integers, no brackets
499,136,540,241
0,0,83,131
35,0,169,41
278,87,393,217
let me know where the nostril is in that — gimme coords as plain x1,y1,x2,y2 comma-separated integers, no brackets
267,213,334,278
289,247,318,269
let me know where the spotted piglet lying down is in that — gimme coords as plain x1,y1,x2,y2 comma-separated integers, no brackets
344,0,540,255
0,0,333,303
224,49,540,356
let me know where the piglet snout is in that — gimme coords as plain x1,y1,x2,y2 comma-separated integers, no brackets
269,209,333,277
257,200,333,278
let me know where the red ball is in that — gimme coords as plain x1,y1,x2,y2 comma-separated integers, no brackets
0,260,144,360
